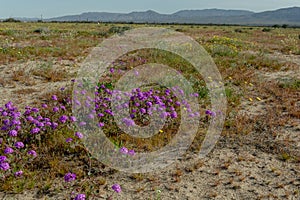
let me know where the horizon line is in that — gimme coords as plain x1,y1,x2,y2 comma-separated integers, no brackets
1,6,299,19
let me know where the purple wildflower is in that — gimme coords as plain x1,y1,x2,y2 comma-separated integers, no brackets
122,103,129,108
88,113,94,119
160,111,169,119
128,149,135,156
170,111,178,119
24,109,31,115
112,184,122,193
1,111,8,116
52,107,59,112
81,90,86,95
140,108,146,114
75,132,83,139
52,95,58,101
4,147,14,154
66,138,73,143
104,109,113,116
15,125,21,131
64,172,76,182
119,147,128,154
0,162,10,171
74,194,86,200
8,130,18,137
14,170,23,177
26,116,34,122
1,126,8,131
36,122,44,127
0,155,7,162
30,127,40,134
59,115,68,123
189,113,195,118
79,121,86,126
205,110,216,117
74,100,81,106
97,122,104,127
146,101,152,107
36,116,43,121
51,122,58,129
122,118,134,127
28,150,37,157
13,112,21,118
69,116,77,122
116,95,122,101
134,70,139,76
97,113,104,117
170,106,175,111
131,109,137,113
14,142,24,149
45,121,52,126
31,107,39,113
211,111,216,117
205,110,212,115
4,102,12,110
3,119,10,125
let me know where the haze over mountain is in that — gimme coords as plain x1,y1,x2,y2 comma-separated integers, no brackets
9,7,300,26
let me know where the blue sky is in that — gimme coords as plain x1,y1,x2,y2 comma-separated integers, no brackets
1,0,300,18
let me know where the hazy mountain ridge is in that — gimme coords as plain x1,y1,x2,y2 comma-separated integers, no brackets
252,7,300,23
172,9,254,18
7,7,300,25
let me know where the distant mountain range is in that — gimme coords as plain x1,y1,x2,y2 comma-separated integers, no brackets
10,7,300,26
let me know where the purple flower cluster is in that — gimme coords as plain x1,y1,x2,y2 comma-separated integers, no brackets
90,84,201,129
14,170,23,177
66,138,73,143
75,132,83,139
112,183,122,193
4,147,14,154
205,109,216,117
0,75,203,196
1,102,21,137
0,155,7,162
23,104,70,133
52,95,58,101
122,118,135,127
64,172,76,182
0,155,9,171
59,115,68,123
119,147,135,156
74,194,86,200
14,141,24,149
0,162,10,171
0,89,92,190
27,150,37,157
